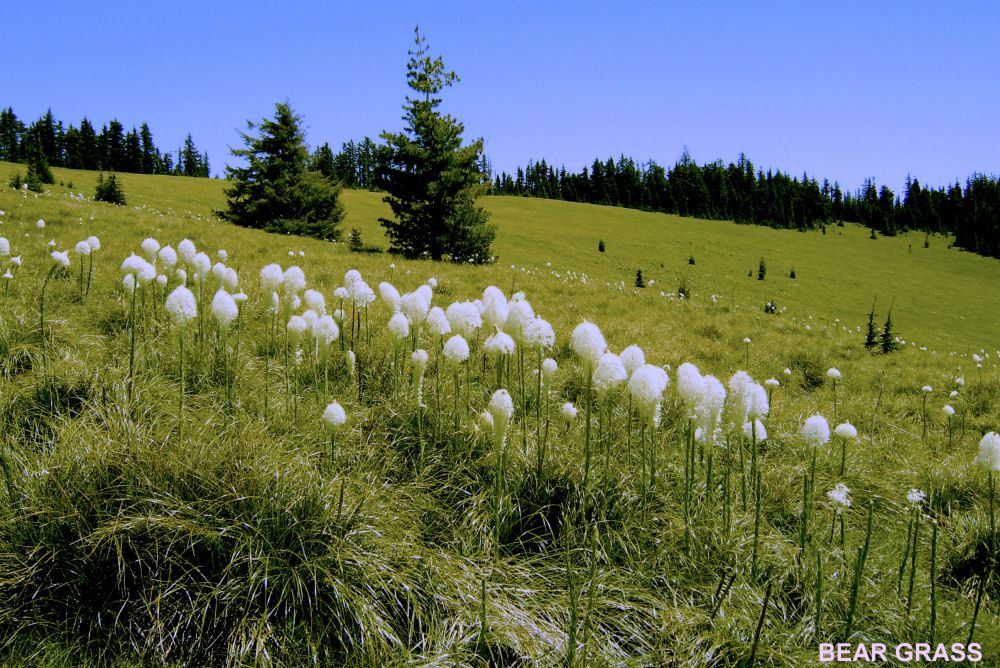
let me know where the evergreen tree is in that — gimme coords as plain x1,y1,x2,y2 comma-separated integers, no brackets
758,257,766,280
864,299,878,351
95,172,126,205
312,142,336,179
376,27,495,263
635,270,645,288
218,102,344,241
139,123,158,174
124,129,143,173
0,107,22,161
181,134,199,176
78,118,98,170
880,303,898,354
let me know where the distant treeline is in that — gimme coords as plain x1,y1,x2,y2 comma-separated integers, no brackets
0,107,210,177
489,153,1000,259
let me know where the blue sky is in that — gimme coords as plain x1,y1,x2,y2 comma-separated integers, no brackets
6,1,998,195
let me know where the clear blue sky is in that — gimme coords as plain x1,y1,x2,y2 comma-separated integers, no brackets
6,1,998,195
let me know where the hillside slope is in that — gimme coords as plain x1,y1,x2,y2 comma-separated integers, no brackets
3,161,997,352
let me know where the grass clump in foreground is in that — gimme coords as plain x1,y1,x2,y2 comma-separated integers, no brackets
0,166,997,665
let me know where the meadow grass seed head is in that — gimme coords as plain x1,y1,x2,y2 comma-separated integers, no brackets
211,262,227,288
426,306,451,338
137,261,156,285
725,371,754,426
260,263,283,293
141,237,160,261
157,245,176,269
482,291,509,331
415,283,433,307
344,269,363,291
571,321,607,369
177,239,198,266
695,375,727,433
484,330,516,357
828,483,851,510
629,364,668,426
974,432,1000,472
121,253,146,275
524,317,555,351
193,252,211,276
378,281,401,312
802,415,831,447
165,285,197,328
943,405,955,416
314,315,339,345
834,422,858,439
302,309,319,333
446,301,481,338
743,419,767,441
503,297,534,341
401,291,430,324
482,285,506,304
620,345,645,377
304,289,326,315
287,315,308,346
388,313,410,340
74,240,90,256
488,389,514,431
353,282,376,307
211,289,238,330
322,402,347,432
223,267,239,292
542,357,558,383
747,382,769,418
593,352,627,394
676,362,704,410
50,250,70,269
443,335,470,364
282,266,306,297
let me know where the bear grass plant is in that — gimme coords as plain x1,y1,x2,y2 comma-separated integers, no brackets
0,172,999,665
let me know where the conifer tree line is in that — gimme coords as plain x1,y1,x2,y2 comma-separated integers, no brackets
0,106,209,177
488,152,1000,260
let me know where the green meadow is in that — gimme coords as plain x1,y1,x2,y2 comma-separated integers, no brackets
0,162,997,666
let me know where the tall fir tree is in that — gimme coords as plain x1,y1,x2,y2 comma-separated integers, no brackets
376,27,495,263
218,102,344,240
864,299,879,351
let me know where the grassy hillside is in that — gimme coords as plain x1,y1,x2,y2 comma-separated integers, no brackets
0,163,997,665
7,161,998,353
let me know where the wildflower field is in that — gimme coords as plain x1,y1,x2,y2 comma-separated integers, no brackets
0,161,998,666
